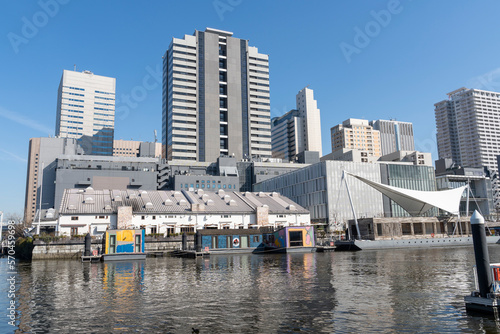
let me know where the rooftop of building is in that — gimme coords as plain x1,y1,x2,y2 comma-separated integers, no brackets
59,188,309,215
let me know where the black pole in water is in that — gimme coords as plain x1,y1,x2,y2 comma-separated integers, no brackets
84,233,91,257
470,210,493,298
182,232,187,251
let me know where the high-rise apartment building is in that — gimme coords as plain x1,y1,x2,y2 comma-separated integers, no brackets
435,87,500,208
370,119,414,156
55,69,116,155
162,28,272,162
330,119,381,156
271,87,322,161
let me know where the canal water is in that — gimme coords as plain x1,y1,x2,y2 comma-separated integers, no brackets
3,246,500,333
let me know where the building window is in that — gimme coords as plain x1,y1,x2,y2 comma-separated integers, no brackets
180,227,194,233
219,72,227,82
220,98,227,108
71,227,78,236
71,217,79,221
142,216,145,220
152,216,156,220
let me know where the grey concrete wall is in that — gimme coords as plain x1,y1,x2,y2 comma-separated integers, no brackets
203,31,222,162
54,159,158,211
38,138,83,210
227,36,244,160
31,237,195,260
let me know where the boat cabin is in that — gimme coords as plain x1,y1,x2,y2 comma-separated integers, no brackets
261,226,316,253
103,229,146,260
195,228,264,254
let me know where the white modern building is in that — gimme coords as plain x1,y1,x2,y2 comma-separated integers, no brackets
271,87,322,161
162,27,272,162
55,69,116,155
54,188,310,237
435,87,500,208
370,119,415,156
254,160,438,229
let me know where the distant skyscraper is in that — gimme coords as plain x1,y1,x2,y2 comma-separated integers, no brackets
271,87,322,161
162,28,272,162
24,137,83,224
55,69,116,155
330,119,381,156
113,139,162,158
370,119,414,156
435,87,500,208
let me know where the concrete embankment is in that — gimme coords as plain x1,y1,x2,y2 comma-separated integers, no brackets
30,235,195,260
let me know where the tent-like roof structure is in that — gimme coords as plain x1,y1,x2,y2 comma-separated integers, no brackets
345,172,466,216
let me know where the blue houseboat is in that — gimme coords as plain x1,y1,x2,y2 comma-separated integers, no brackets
195,229,264,254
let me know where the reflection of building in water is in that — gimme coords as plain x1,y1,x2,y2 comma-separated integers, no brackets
103,261,144,294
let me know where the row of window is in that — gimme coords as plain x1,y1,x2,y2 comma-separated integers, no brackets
180,183,236,189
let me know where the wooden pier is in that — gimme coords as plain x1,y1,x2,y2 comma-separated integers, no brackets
171,250,210,258
81,255,102,262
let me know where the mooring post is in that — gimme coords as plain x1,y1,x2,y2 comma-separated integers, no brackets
471,210,493,298
182,232,187,251
84,233,91,257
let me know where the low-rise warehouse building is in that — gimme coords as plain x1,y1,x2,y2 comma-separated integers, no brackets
53,188,310,237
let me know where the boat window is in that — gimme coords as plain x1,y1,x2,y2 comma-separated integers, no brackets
109,235,116,254
402,223,412,236
425,223,434,235
414,223,423,235
289,231,303,247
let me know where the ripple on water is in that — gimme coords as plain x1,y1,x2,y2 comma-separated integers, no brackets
5,247,500,333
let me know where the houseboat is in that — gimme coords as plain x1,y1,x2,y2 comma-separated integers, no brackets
195,228,264,254
256,226,316,253
102,229,146,261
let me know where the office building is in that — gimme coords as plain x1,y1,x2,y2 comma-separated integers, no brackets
113,140,162,158
24,137,84,224
162,28,272,162
254,160,438,228
330,119,382,157
271,87,322,161
435,87,500,208
370,119,414,155
435,158,494,217
55,69,116,155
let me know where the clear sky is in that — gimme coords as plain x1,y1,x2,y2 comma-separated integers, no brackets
1,0,500,216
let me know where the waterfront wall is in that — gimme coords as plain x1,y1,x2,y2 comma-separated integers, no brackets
31,235,195,260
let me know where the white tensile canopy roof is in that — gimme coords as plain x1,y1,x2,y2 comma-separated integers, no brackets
346,172,466,216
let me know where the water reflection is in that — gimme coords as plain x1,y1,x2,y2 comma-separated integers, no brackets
7,247,500,333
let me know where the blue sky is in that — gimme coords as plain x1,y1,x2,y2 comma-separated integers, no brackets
1,0,500,216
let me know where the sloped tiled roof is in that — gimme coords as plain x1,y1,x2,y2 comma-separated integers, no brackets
58,187,309,215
